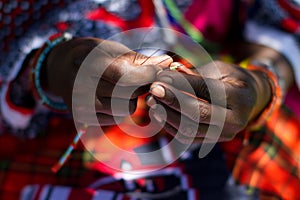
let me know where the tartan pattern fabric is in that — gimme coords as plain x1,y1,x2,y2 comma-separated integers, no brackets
0,118,92,200
251,0,300,34
3,100,300,200
1,0,300,199
222,106,300,199
0,116,199,200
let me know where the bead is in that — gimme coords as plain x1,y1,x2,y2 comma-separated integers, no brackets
32,33,72,111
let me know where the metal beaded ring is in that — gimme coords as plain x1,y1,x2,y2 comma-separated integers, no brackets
31,32,72,112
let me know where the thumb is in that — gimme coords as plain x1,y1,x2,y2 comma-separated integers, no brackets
116,64,164,86
138,54,173,68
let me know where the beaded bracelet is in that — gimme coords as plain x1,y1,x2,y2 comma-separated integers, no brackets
251,59,286,96
31,32,72,112
242,62,283,131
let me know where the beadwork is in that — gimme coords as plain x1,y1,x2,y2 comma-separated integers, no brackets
31,32,72,111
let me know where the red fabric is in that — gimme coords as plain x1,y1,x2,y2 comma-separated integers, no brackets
86,0,155,31
222,107,300,199
0,117,101,199
278,0,300,20
68,188,95,200
285,83,300,119
184,0,234,42
280,18,300,33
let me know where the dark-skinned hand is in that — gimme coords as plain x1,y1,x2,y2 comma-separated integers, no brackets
146,61,272,143
45,37,172,126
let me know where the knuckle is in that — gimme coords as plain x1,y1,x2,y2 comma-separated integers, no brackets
179,123,198,137
190,108,201,122
186,103,203,123
199,103,210,122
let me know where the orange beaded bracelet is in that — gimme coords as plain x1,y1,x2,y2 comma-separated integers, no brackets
244,63,283,131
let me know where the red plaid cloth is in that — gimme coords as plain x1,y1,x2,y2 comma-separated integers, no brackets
0,117,102,200
0,114,198,200
222,106,300,199
3,105,300,200
0,116,149,200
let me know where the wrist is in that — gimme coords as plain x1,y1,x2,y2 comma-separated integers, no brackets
45,37,102,110
247,69,272,121
30,33,73,112
246,64,283,130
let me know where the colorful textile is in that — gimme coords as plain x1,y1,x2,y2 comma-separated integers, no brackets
0,117,200,200
244,5,300,198
184,0,234,42
222,106,300,199
1,0,300,200
0,0,232,199
246,0,300,91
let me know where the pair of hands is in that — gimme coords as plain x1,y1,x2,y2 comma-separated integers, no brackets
46,37,271,142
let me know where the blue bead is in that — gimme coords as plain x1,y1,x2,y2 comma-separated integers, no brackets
32,33,72,111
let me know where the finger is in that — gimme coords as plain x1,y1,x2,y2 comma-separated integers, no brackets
147,95,235,141
149,99,219,138
101,53,172,86
137,54,173,67
102,63,164,86
150,84,250,139
149,85,248,139
156,70,226,104
163,111,234,142
163,123,195,144
95,97,137,116
150,83,228,126
164,123,218,144
95,39,132,57
95,78,150,99
161,120,219,143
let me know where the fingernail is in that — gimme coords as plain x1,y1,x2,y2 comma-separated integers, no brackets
161,54,172,61
153,113,164,123
146,96,157,109
182,127,196,137
150,85,165,98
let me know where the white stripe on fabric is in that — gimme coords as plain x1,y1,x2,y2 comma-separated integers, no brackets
38,185,51,200
180,175,189,189
159,137,174,163
125,180,136,191
115,193,124,200
93,190,115,200
187,189,197,200
0,84,32,129
20,184,39,200
48,186,71,200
